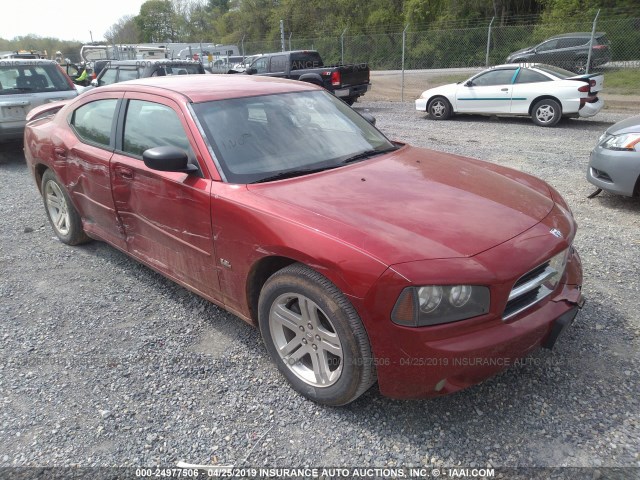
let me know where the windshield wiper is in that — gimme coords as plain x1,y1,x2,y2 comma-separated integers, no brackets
253,166,339,183
341,147,398,164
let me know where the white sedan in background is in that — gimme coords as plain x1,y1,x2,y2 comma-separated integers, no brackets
415,64,603,127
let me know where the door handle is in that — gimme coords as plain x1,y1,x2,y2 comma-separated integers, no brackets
53,147,67,160
115,165,134,180
501,88,509,92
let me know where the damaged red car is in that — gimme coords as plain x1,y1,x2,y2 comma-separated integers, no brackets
24,75,583,405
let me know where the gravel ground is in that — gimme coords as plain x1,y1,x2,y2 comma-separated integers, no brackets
1,102,639,473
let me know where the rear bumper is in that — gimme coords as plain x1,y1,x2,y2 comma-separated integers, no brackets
333,83,370,98
0,121,26,142
579,97,604,117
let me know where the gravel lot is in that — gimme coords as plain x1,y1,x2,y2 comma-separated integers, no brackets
1,102,639,473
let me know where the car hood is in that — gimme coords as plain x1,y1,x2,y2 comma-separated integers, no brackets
508,47,534,58
248,145,554,265
608,115,640,135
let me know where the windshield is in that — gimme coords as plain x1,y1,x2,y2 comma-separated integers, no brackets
535,64,576,79
192,90,395,184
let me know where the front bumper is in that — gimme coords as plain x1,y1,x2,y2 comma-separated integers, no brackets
587,145,640,196
358,204,583,399
415,98,428,111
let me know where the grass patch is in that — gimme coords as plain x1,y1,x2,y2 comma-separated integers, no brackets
602,69,640,95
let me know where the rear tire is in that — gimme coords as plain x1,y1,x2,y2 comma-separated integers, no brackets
258,263,376,406
427,96,452,120
531,99,562,127
41,169,90,245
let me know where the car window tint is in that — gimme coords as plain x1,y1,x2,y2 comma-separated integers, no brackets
253,58,268,74
558,38,588,48
0,64,71,94
99,68,117,86
269,55,287,73
471,69,516,86
515,69,551,84
536,39,559,52
290,52,323,70
118,68,139,82
71,99,118,147
122,100,194,158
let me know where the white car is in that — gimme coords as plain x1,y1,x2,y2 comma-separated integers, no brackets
415,63,603,127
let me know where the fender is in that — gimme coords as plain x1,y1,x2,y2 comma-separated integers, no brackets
298,73,324,86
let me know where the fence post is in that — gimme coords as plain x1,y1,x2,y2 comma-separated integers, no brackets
289,32,292,51
486,16,495,67
241,35,245,58
586,9,601,74
401,24,409,102
341,28,348,64
280,20,285,52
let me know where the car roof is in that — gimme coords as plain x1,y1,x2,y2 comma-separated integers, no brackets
550,32,606,38
0,59,58,65
94,74,319,103
101,59,201,67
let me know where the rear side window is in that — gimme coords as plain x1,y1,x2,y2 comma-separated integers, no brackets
157,64,204,76
515,69,551,84
71,99,118,147
290,52,323,70
117,68,139,82
0,64,72,94
122,100,194,158
557,38,588,48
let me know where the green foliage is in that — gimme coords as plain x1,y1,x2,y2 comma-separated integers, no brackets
136,0,180,42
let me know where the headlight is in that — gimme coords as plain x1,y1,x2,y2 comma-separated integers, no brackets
391,285,490,327
601,133,640,151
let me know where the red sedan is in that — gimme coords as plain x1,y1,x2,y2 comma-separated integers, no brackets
24,75,583,405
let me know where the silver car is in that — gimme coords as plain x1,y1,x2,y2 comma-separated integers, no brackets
0,59,77,142
587,115,640,197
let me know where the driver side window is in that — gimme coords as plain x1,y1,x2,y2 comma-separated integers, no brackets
122,100,195,160
253,58,269,74
536,39,559,52
471,69,516,87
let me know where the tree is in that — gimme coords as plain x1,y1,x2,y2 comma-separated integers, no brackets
136,0,180,42
104,15,141,44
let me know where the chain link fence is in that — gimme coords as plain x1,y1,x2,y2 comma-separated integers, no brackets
239,13,639,102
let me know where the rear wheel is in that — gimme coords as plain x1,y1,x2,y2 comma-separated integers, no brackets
258,263,376,406
41,169,90,245
427,96,452,120
572,57,589,74
531,99,562,127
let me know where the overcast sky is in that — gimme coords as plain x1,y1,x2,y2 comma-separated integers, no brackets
3,0,148,42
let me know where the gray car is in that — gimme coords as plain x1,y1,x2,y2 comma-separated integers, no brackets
587,115,640,197
0,59,77,142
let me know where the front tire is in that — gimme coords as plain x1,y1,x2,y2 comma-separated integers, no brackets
427,96,452,120
531,99,562,127
258,263,376,406
41,169,90,245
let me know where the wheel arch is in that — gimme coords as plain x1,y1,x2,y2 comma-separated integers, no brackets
246,255,298,324
34,163,50,194
528,95,563,116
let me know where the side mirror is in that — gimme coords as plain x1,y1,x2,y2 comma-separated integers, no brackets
246,67,257,75
143,146,199,173
360,112,376,126
464,80,474,87
90,79,98,87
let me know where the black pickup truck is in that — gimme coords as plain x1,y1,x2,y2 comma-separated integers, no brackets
244,50,370,105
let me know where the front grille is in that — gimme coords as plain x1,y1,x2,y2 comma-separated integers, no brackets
503,259,558,321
